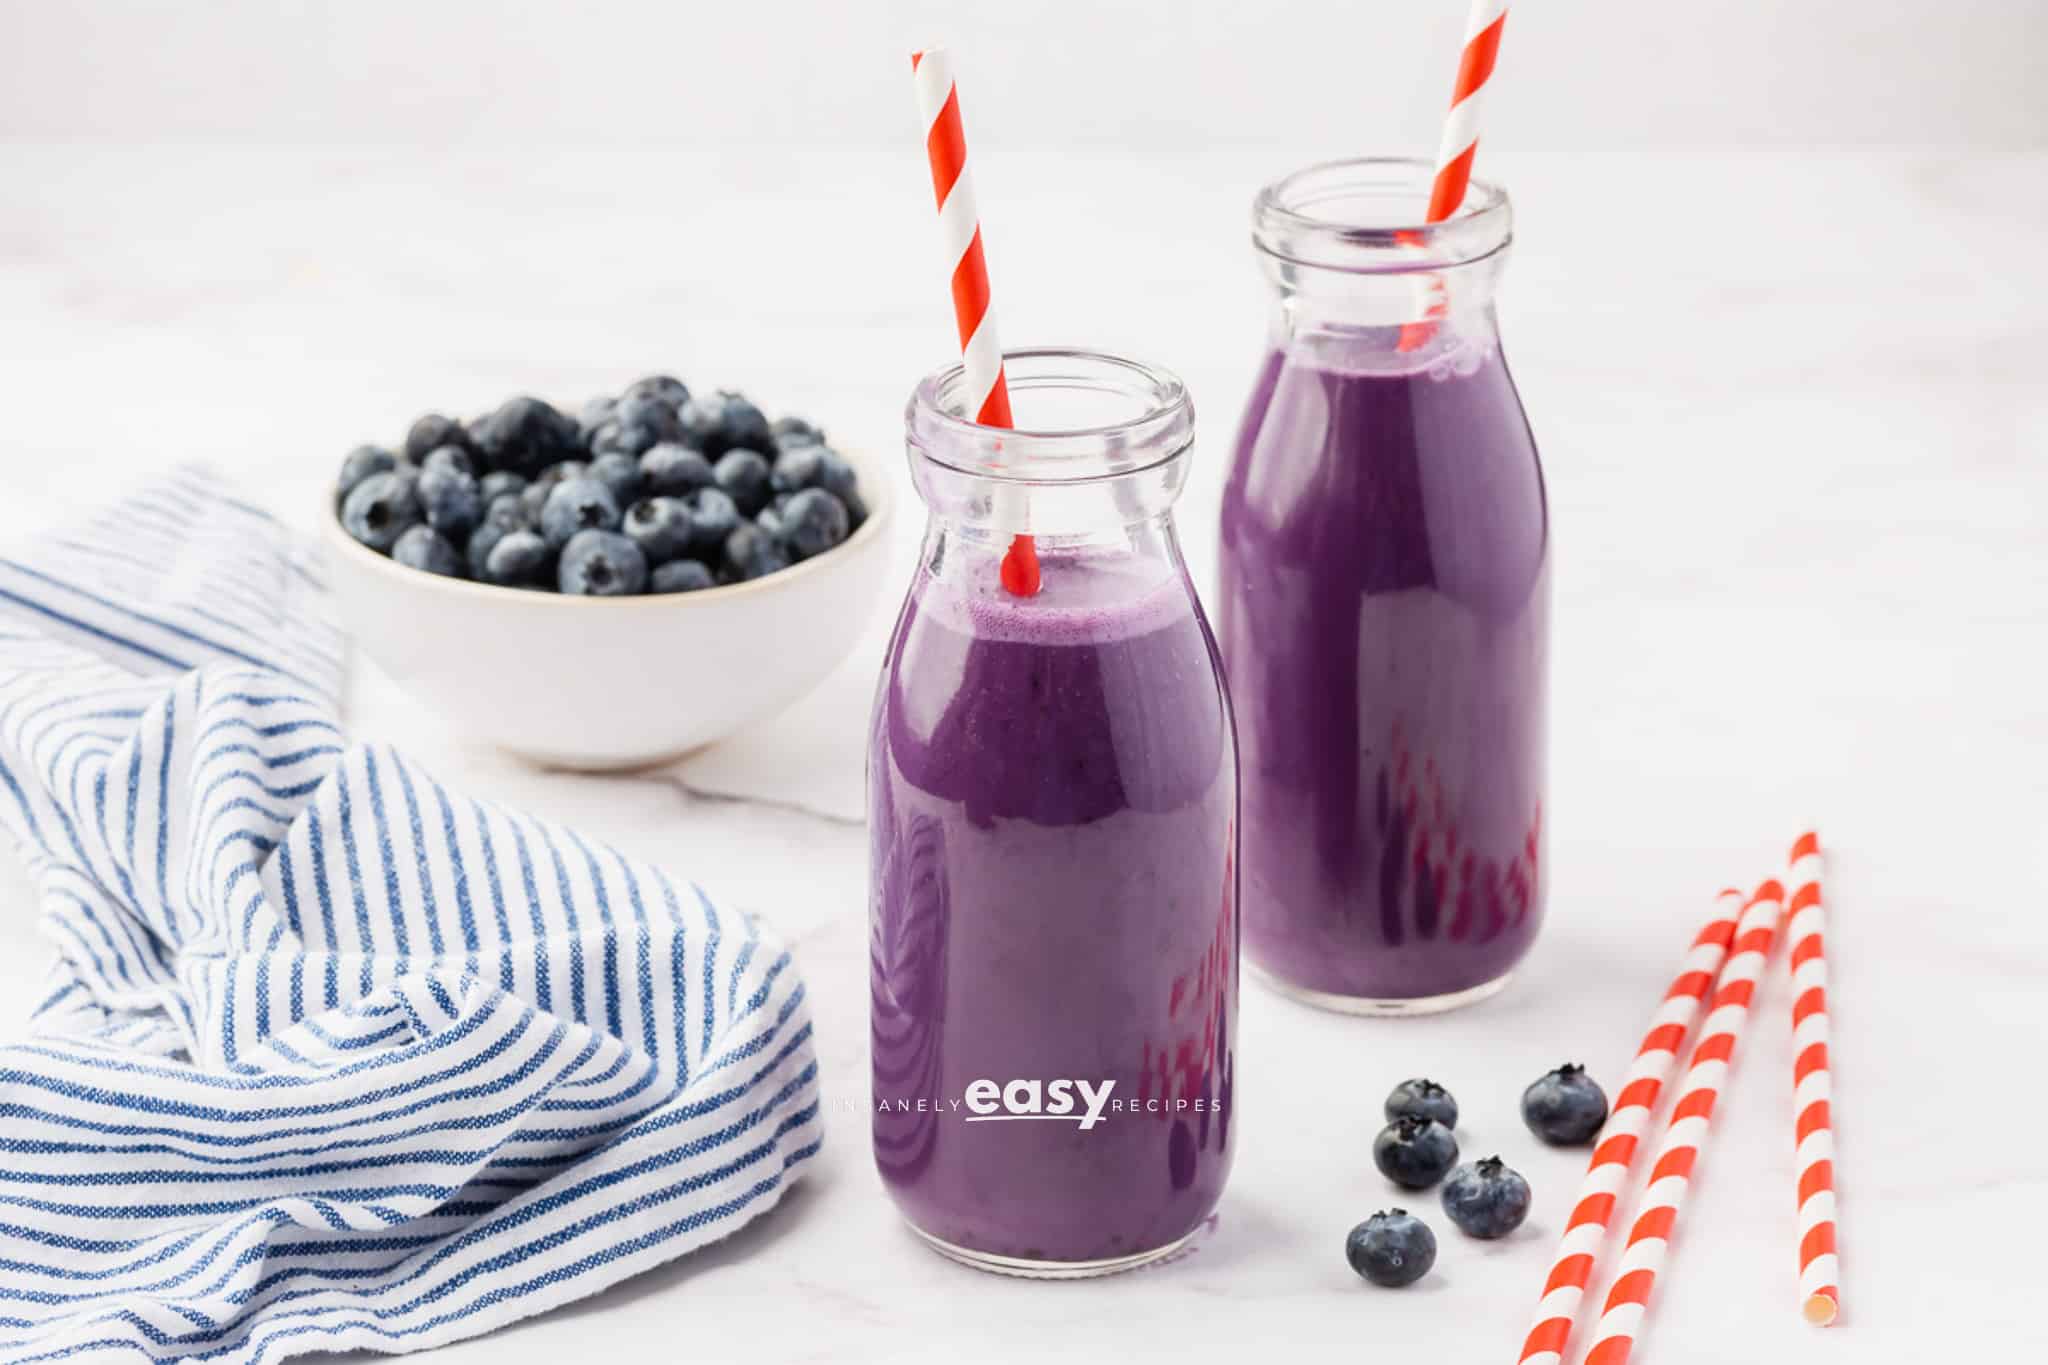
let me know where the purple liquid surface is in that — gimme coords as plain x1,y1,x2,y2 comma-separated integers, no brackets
869,557,1237,1263
1218,337,1549,1001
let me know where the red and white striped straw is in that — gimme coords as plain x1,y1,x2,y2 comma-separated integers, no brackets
1580,879,1787,1365
1513,890,1744,1365
909,47,1039,597
1427,0,1509,224
1399,0,1509,350
1787,831,1840,1326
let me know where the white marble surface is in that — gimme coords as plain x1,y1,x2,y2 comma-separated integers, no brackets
1,141,2043,1361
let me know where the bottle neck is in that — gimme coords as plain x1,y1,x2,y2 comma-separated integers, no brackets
905,347,1198,544
1263,254,1506,354
1250,156,1513,359
911,452,1191,545
921,511,1185,581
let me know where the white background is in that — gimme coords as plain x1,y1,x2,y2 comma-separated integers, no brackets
2,3,2046,1364
2,0,2042,147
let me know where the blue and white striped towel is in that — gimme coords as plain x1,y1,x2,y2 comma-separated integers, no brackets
0,469,823,1362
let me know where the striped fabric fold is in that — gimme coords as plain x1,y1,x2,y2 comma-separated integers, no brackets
0,469,822,1363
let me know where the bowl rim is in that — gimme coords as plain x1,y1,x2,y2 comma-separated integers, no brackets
322,443,897,608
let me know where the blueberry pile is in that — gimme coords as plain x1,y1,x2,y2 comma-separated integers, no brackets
335,378,866,595
1349,1069,1611,1288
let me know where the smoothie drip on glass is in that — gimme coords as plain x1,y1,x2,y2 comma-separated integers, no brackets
1220,158,1549,1012
871,350,1238,1276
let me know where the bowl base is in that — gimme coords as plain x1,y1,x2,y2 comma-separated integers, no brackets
497,741,710,774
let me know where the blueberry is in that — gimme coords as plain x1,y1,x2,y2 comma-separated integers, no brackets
622,374,690,407
1385,1078,1459,1129
540,477,621,551
650,559,716,594
776,488,850,560
474,395,579,476
391,525,463,578
591,419,662,458
522,460,588,526
812,447,867,527
577,396,617,444
588,451,643,506
338,444,397,497
339,471,421,552
1373,1114,1459,1190
483,490,526,524
717,393,772,451
404,414,473,464
673,402,714,449
558,529,647,596
754,502,785,542
1346,1210,1436,1288
641,443,714,496
519,481,552,527
618,393,681,440
467,494,529,577
1523,1064,1609,1145
677,390,772,458
721,522,790,582
1440,1156,1531,1239
770,443,824,494
482,529,553,588
681,486,739,557
417,465,483,539
770,414,825,450
713,448,773,516
420,444,475,481
623,497,694,565
674,397,723,452
814,447,860,495
478,471,526,506
524,462,589,527
599,392,682,460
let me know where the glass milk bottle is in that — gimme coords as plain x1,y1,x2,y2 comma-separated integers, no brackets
870,348,1238,1276
1220,158,1550,1014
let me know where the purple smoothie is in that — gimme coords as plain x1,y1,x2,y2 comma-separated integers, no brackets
1219,335,1549,1003
869,554,1237,1265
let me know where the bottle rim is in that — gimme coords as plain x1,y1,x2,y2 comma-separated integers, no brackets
907,347,1195,487
1252,156,1512,275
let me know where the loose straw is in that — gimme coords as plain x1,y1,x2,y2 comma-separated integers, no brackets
1580,880,1787,1365
1399,0,1510,351
1514,890,1744,1365
909,48,1040,597
1787,832,1840,1326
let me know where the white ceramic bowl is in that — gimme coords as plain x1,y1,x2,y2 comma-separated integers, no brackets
321,449,896,769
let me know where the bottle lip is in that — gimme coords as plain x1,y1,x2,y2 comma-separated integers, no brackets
907,347,1195,486
1252,156,1512,275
